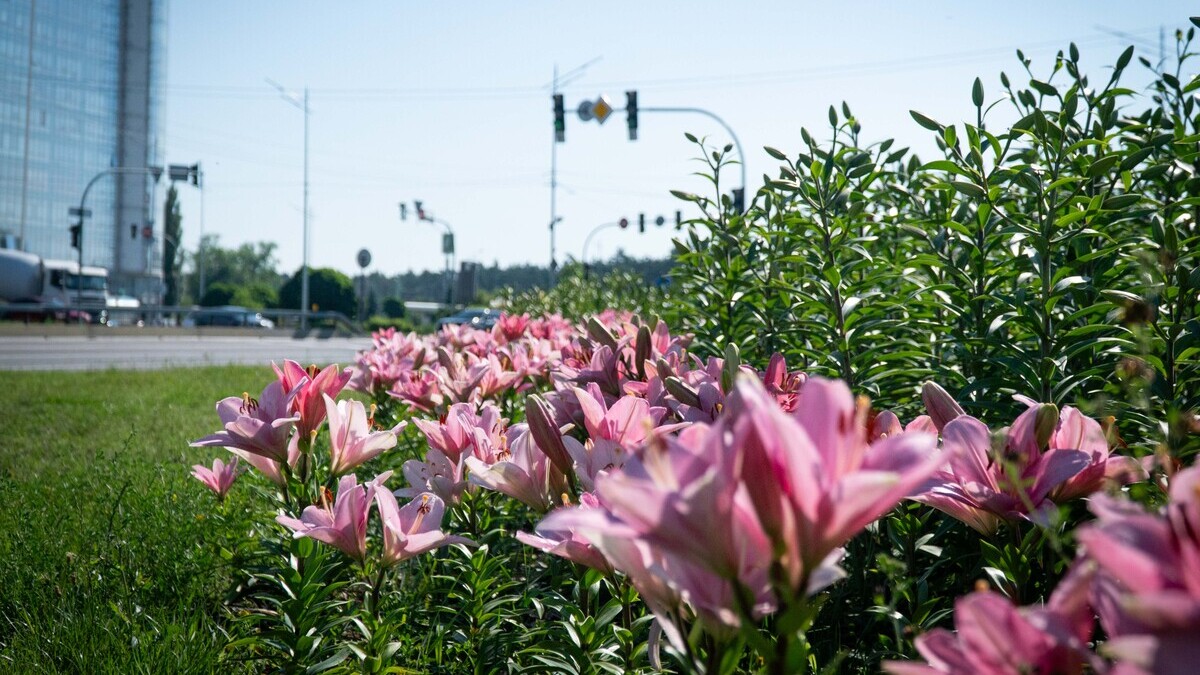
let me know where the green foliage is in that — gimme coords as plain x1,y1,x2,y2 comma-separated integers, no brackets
381,297,405,319
500,262,670,321
669,34,1200,450
279,267,357,317
190,235,285,299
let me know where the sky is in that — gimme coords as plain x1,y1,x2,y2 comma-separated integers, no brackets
163,1,1195,278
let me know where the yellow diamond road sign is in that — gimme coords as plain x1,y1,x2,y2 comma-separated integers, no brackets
592,95,613,124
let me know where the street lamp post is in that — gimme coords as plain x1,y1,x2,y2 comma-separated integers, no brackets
73,165,163,274
269,80,311,330
581,221,620,279
640,106,746,212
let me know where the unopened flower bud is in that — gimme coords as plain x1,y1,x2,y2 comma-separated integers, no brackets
921,382,965,431
1034,404,1060,451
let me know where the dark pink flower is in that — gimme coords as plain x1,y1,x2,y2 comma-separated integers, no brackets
277,472,391,561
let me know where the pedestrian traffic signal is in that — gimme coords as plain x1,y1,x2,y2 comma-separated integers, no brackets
69,223,81,250
553,94,565,143
625,90,638,141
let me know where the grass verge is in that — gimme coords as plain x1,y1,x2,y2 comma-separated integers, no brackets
0,365,272,674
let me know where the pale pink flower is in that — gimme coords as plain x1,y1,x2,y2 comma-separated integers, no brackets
465,424,565,512
516,492,613,572
397,447,468,505
191,381,299,463
375,490,473,567
276,472,390,561
389,369,445,414
191,456,240,500
324,394,405,475
412,402,504,465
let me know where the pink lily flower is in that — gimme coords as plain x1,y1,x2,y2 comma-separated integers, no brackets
227,432,301,487
573,384,667,446
412,402,504,465
516,492,613,573
388,369,445,414
273,360,353,437
375,490,473,567
884,566,1098,675
397,447,468,505
465,424,565,512
493,312,531,343
1076,466,1200,674
915,403,1119,535
730,376,941,592
1008,399,1144,502
191,456,240,500
324,394,405,475
760,352,806,412
276,471,391,561
191,381,299,463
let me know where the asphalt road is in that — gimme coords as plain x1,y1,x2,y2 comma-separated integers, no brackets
0,335,373,371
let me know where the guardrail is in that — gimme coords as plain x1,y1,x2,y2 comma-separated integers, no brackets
0,303,364,336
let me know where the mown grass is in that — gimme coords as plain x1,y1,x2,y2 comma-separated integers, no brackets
0,365,271,674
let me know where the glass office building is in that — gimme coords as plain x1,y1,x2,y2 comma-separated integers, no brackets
0,0,165,300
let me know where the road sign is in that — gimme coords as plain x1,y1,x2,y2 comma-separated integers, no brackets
68,207,92,217
442,233,454,255
592,95,613,124
357,248,372,268
577,100,594,122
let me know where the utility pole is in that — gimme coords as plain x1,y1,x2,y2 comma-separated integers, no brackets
268,79,311,330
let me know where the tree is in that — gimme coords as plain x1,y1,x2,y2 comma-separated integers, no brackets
187,236,284,305
163,185,182,305
279,267,356,317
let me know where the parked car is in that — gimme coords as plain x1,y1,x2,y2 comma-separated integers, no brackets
185,306,275,329
436,307,499,329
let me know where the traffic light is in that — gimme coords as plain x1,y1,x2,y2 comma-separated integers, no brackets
638,213,645,233
398,203,407,221
190,163,201,187
414,200,425,221
553,94,565,143
732,188,745,214
69,223,81,250
625,90,638,141
675,210,683,230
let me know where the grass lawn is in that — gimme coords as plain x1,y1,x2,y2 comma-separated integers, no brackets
0,365,273,674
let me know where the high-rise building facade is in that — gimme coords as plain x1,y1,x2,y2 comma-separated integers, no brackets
0,0,165,300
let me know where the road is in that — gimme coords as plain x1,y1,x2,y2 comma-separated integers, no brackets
0,335,372,371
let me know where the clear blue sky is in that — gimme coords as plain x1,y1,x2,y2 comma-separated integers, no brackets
164,1,1193,278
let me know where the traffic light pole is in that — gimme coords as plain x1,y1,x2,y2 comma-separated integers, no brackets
640,106,746,213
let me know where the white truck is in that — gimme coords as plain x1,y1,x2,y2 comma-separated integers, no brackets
0,249,110,321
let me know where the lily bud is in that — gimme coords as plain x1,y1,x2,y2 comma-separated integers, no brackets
663,376,702,408
634,324,652,381
585,317,618,350
525,394,574,477
921,381,965,431
721,343,741,393
1034,404,1060,451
